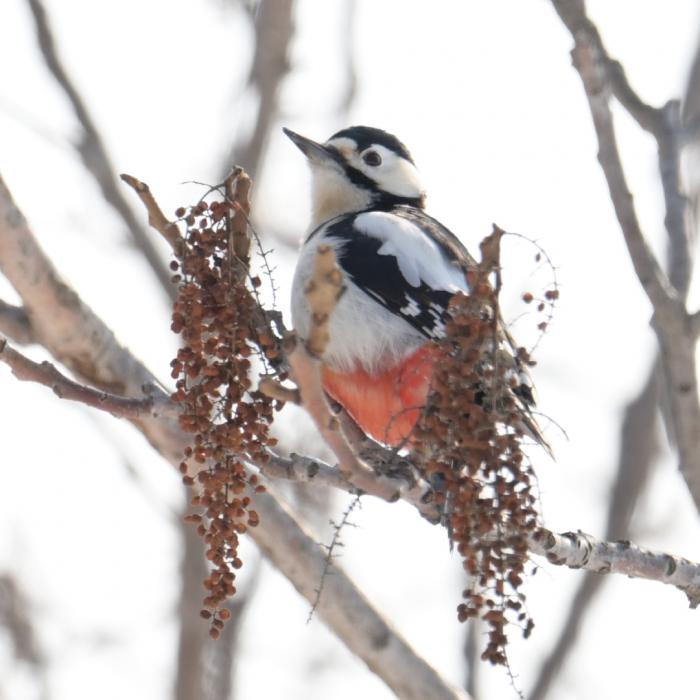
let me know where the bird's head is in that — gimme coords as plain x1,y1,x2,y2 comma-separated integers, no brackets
284,125,426,228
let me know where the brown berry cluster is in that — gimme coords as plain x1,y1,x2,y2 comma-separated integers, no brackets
414,285,539,666
169,196,282,638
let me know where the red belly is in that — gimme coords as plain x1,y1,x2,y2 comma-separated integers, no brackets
321,345,435,447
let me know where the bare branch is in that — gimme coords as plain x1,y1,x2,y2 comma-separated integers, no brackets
174,518,210,700
256,440,700,607
0,575,43,667
219,0,295,181
120,174,184,257
551,2,676,313
529,366,660,700
529,528,700,606
690,308,700,339
26,0,175,302
550,1,658,133
683,28,700,126
258,376,300,403
0,172,183,461
550,0,700,512
260,449,356,492
0,335,174,420
463,618,480,698
259,447,440,523
0,300,33,345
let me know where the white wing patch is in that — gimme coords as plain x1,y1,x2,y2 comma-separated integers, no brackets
353,211,468,292
400,296,422,317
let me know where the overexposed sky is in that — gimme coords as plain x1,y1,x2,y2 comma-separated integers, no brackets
1,2,700,699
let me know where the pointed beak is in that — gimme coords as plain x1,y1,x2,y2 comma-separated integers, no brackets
283,128,339,167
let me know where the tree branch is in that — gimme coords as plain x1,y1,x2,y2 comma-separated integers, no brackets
260,449,357,492
5,308,696,612
529,365,660,700
552,2,676,313
0,300,33,345
119,174,183,257
0,173,183,460
219,0,295,181
529,528,700,606
0,335,173,420
26,0,175,302
0,575,44,668
550,0,700,513
285,334,401,501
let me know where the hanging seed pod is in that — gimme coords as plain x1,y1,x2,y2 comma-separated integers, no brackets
169,183,280,639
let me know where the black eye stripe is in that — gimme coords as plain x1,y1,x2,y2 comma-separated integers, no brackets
362,150,382,167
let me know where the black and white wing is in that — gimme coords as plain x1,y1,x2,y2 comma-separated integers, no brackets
317,206,548,450
323,207,472,340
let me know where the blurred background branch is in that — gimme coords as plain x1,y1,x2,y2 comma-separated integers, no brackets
527,2,700,697
550,0,700,512
26,0,176,303
217,0,295,182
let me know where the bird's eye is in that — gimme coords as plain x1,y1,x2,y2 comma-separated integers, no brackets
362,150,382,167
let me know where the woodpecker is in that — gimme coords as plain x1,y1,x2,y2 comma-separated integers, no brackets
285,125,546,450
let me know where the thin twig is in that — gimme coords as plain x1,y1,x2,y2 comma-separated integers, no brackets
307,495,361,622
258,376,300,404
0,335,174,419
119,174,183,257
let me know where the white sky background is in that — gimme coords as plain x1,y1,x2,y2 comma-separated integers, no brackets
1,1,700,699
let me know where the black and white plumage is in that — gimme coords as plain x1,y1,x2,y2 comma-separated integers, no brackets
285,125,545,449
286,126,471,369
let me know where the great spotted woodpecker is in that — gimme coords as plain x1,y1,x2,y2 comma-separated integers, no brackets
286,125,546,450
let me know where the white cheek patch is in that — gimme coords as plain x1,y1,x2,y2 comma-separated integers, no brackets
325,138,424,199
367,146,424,199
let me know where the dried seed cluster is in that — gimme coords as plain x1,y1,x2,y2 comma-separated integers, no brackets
169,197,281,638
414,286,539,666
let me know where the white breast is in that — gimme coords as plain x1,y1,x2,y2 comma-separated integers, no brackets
291,230,426,374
